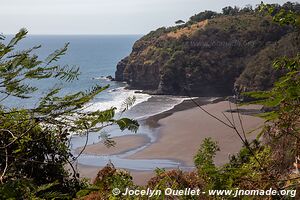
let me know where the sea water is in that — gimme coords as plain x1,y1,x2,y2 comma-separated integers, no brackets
2,35,189,170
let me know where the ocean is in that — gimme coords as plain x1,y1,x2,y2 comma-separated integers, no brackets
3,35,185,117
2,35,188,170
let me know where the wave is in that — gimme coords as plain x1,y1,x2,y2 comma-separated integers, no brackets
92,76,111,81
83,87,151,113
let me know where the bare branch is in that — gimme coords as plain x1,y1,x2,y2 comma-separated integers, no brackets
0,148,8,184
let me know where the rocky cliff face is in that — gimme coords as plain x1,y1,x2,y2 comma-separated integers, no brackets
115,12,298,96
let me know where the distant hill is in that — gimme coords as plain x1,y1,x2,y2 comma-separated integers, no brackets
115,3,300,96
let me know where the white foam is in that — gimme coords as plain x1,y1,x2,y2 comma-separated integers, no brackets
92,76,109,80
208,97,220,102
83,87,151,113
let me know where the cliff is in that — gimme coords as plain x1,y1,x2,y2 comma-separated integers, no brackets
115,9,299,96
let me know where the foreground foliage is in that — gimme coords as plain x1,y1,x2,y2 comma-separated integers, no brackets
0,30,139,199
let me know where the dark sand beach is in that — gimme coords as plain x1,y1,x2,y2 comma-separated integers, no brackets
128,101,264,166
76,98,264,185
75,135,151,156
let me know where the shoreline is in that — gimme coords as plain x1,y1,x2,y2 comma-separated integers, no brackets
74,96,264,185
128,100,264,167
75,134,151,156
74,96,220,160
143,97,224,128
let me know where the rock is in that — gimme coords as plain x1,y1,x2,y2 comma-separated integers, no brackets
115,57,129,82
106,75,114,81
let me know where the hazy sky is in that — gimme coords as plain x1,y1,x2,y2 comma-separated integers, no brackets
1,0,292,35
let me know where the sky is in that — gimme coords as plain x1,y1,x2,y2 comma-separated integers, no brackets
1,0,293,35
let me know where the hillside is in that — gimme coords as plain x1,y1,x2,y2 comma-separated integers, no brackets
115,8,299,96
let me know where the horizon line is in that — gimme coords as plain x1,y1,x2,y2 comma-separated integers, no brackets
3,33,145,36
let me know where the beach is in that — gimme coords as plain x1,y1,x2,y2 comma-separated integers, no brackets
75,98,264,185
75,135,150,156
128,101,264,166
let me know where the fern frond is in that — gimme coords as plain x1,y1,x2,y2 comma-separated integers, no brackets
121,96,136,113
45,43,69,65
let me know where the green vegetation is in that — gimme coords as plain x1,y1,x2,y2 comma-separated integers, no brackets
0,2,299,200
83,2,299,199
115,2,300,96
0,30,138,199
189,11,218,23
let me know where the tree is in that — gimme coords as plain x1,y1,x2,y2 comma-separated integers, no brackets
175,20,185,25
246,2,300,118
241,4,253,13
189,10,217,23
242,2,300,192
0,29,139,198
222,6,240,15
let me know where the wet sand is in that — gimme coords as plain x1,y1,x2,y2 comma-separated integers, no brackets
76,99,264,185
75,135,150,156
128,101,264,166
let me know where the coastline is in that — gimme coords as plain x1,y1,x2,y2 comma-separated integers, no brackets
127,100,264,167
74,97,264,185
75,135,151,156
143,97,224,128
